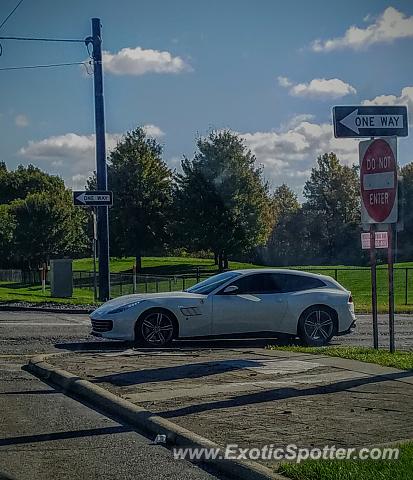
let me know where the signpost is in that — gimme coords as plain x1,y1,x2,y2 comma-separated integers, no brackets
334,104,407,353
333,106,408,138
73,190,113,207
73,190,113,302
359,137,397,352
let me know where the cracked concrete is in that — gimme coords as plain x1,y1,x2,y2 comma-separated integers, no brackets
49,346,413,467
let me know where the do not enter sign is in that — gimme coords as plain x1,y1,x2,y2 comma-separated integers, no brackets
359,137,398,224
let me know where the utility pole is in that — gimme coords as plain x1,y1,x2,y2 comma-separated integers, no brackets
90,18,110,301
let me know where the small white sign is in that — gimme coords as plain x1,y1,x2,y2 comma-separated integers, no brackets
361,231,388,249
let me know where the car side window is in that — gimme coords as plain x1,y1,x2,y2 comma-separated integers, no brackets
228,273,281,294
275,274,325,293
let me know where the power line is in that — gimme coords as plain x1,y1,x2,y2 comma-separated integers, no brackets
0,35,85,43
0,60,91,71
0,0,25,31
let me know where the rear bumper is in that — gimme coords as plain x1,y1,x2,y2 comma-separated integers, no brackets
337,319,356,336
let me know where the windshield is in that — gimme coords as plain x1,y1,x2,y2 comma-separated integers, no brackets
186,271,241,295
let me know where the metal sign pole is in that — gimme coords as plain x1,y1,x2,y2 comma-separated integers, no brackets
370,224,379,349
91,18,110,301
388,223,395,352
92,208,98,303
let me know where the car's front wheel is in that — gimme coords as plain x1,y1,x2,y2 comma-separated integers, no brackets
298,306,335,347
135,309,176,347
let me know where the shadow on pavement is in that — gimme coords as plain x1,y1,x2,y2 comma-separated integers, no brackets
94,359,266,386
0,425,133,446
55,336,299,352
55,340,131,352
159,370,413,419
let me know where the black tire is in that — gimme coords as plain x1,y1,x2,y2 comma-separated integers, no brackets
298,305,336,347
135,309,176,347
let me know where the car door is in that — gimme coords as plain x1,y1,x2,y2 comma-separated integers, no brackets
211,273,288,335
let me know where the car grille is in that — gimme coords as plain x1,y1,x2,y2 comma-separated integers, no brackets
91,319,113,333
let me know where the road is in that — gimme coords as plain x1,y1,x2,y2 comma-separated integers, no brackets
0,310,411,480
0,310,412,354
0,311,220,480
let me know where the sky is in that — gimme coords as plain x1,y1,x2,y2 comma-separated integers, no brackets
1,0,413,198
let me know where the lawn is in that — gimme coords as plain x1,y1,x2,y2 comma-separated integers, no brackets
267,346,413,370
278,441,413,480
73,256,260,274
0,283,96,306
1,256,413,313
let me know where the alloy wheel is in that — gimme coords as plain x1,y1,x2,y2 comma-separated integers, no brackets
303,309,333,341
141,312,174,346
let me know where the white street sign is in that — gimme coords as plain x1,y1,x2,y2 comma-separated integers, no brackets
340,110,404,135
361,231,389,249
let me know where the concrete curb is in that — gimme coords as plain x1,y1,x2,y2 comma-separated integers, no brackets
26,354,287,480
0,305,93,314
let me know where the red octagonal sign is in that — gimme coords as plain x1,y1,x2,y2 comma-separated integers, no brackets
359,137,398,224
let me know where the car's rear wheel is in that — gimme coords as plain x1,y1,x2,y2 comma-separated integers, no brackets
135,309,176,347
298,306,335,347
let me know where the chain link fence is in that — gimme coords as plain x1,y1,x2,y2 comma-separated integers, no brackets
1,266,412,307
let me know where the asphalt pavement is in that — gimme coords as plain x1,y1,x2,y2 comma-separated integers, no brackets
0,310,412,479
0,312,220,480
0,310,412,354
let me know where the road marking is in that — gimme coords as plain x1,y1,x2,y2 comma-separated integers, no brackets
0,322,89,326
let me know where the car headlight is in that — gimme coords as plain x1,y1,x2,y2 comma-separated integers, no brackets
107,300,144,315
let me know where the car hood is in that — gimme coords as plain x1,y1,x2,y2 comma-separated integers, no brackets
92,291,206,315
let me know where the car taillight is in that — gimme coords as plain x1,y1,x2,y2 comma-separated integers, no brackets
348,294,353,303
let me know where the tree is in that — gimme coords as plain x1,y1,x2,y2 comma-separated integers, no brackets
174,130,272,269
399,163,413,260
9,190,88,268
0,163,88,268
262,184,301,265
96,127,173,270
0,163,64,204
0,204,16,267
303,152,360,264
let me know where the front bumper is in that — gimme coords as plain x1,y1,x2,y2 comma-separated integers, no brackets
91,318,113,333
89,313,135,341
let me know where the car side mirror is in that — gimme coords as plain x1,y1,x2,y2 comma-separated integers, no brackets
223,285,239,294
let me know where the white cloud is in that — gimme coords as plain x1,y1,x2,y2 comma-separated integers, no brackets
277,76,292,88
18,132,121,188
15,114,29,127
362,86,413,125
103,46,191,75
239,120,358,194
312,7,413,52
278,77,356,99
18,125,165,188
143,124,165,137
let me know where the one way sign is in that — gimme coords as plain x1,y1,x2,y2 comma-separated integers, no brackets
73,190,113,207
333,105,408,138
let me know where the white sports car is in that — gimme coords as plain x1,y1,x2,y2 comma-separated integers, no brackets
90,269,356,347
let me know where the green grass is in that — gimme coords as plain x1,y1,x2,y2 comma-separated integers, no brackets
72,257,413,313
0,284,96,305
1,256,413,312
278,442,413,480
268,346,413,370
73,256,260,274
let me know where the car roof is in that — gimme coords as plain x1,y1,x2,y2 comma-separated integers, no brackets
232,268,330,280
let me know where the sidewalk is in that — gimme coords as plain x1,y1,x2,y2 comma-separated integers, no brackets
49,346,413,466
